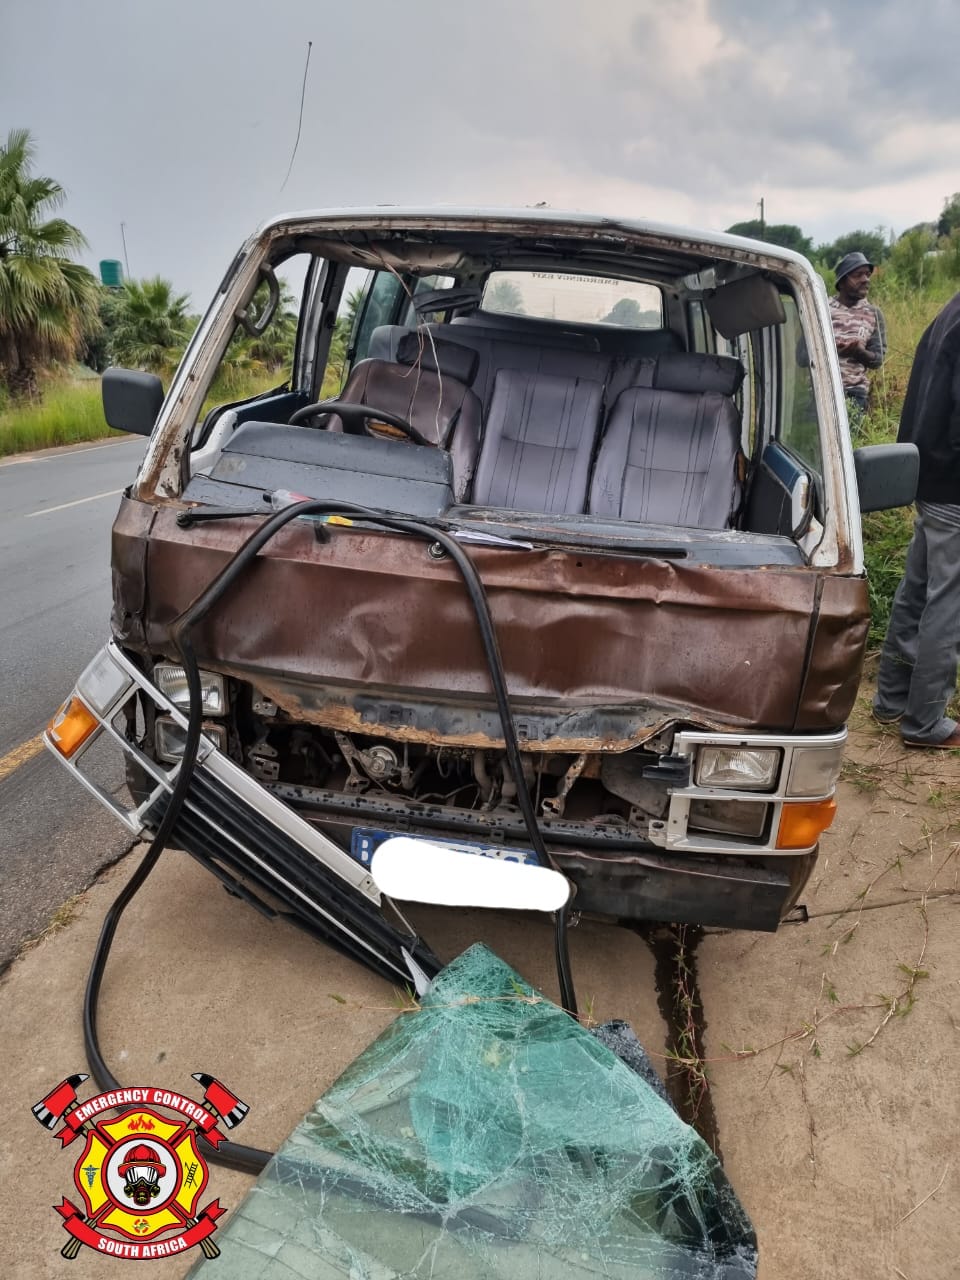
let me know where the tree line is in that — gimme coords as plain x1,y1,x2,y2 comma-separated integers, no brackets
0,129,330,403
5,126,960,403
727,192,960,290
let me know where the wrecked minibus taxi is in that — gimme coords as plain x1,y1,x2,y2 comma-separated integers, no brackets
46,207,917,966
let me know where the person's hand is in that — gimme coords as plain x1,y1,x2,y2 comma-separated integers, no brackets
844,341,871,363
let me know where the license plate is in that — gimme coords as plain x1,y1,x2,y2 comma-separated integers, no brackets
350,827,539,868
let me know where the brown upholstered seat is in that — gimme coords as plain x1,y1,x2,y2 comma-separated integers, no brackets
330,332,483,501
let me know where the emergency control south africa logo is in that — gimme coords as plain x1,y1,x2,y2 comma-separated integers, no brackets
32,1073,249,1261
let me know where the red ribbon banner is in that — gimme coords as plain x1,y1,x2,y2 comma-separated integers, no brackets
56,1199,225,1256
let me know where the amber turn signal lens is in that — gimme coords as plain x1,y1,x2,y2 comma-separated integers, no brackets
47,697,99,758
776,797,837,850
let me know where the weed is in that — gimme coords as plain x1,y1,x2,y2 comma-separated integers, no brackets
665,925,712,1123
844,905,929,1055
15,891,87,958
580,993,598,1028
390,985,420,1013
0,378,109,457
926,787,949,810
840,759,882,793
0,368,288,459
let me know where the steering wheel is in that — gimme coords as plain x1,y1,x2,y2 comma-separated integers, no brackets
288,400,430,446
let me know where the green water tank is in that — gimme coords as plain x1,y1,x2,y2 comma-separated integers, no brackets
99,259,124,289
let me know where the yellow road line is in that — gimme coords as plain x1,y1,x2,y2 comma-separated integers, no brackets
0,732,46,783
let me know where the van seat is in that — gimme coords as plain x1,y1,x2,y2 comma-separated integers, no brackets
369,320,683,417
471,369,603,513
330,331,482,500
588,353,744,529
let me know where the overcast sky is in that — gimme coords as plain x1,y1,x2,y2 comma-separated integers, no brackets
4,0,960,306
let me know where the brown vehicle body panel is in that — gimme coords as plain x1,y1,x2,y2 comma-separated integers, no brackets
111,499,869,744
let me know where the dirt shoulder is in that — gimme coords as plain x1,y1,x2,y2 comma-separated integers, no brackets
2,693,958,1276
701,691,960,1278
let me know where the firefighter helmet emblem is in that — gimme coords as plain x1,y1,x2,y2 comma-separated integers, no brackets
118,1143,168,1207
32,1074,249,1261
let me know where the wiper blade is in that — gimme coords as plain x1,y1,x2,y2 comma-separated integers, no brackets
452,529,534,549
176,505,267,526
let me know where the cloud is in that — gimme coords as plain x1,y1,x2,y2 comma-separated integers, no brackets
2,0,959,302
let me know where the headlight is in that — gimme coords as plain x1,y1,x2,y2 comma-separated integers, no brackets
687,798,768,838
155,717,227,763
76,648,133,715
154,664,226,716
695,747,780,791
786,743,845,797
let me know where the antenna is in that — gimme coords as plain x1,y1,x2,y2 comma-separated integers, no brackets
119,222,130,277
280,40,313,192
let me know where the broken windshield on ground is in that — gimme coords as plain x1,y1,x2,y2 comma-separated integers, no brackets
188,944,757,1278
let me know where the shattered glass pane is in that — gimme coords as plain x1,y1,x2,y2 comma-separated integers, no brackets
188,945,757,1278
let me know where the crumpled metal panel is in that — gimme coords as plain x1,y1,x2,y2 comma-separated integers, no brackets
110,497,154,651
111,499,869,742
186,944,758,1278
794,575,870,729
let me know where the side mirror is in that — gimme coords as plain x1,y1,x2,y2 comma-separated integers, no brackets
854,443,919,512
102,367,165,436
371,837,573,912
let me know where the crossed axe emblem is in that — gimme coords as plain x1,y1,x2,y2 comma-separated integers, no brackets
33,1073,248,1260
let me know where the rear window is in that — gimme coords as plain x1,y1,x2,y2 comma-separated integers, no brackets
482,271,663,328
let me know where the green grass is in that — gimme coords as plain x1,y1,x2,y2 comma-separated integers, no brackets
0,379,113,457
862,506,913,647
0,369,295,460
848,275,957,645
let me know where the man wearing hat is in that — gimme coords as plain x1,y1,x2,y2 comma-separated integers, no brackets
829,250,887,413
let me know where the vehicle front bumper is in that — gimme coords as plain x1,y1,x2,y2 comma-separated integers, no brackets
47,642,829,935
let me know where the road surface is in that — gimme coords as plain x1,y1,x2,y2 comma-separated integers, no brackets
0,436,146,967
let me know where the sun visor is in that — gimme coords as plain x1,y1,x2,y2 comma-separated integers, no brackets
705,275,786,338
412,285,483,316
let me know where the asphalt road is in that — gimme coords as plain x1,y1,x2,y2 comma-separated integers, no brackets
0,436,147,968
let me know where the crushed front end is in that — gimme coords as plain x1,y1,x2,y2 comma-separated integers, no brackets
45,643,440,985
50,492,854,934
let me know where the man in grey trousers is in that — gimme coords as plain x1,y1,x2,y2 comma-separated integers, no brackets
874,290,960,747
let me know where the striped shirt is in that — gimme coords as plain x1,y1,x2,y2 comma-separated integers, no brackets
829,296,886,393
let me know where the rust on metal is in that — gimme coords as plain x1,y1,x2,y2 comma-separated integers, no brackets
112,498,869,743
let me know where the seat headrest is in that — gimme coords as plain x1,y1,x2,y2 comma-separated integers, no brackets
395,330,479,386
652,353,745,396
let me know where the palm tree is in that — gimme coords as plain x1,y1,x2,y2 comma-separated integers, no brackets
210,282,299,397
236,282,299,371
110,276,192,374
0,128,100,397
484,279,525,315
325,285,366,389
